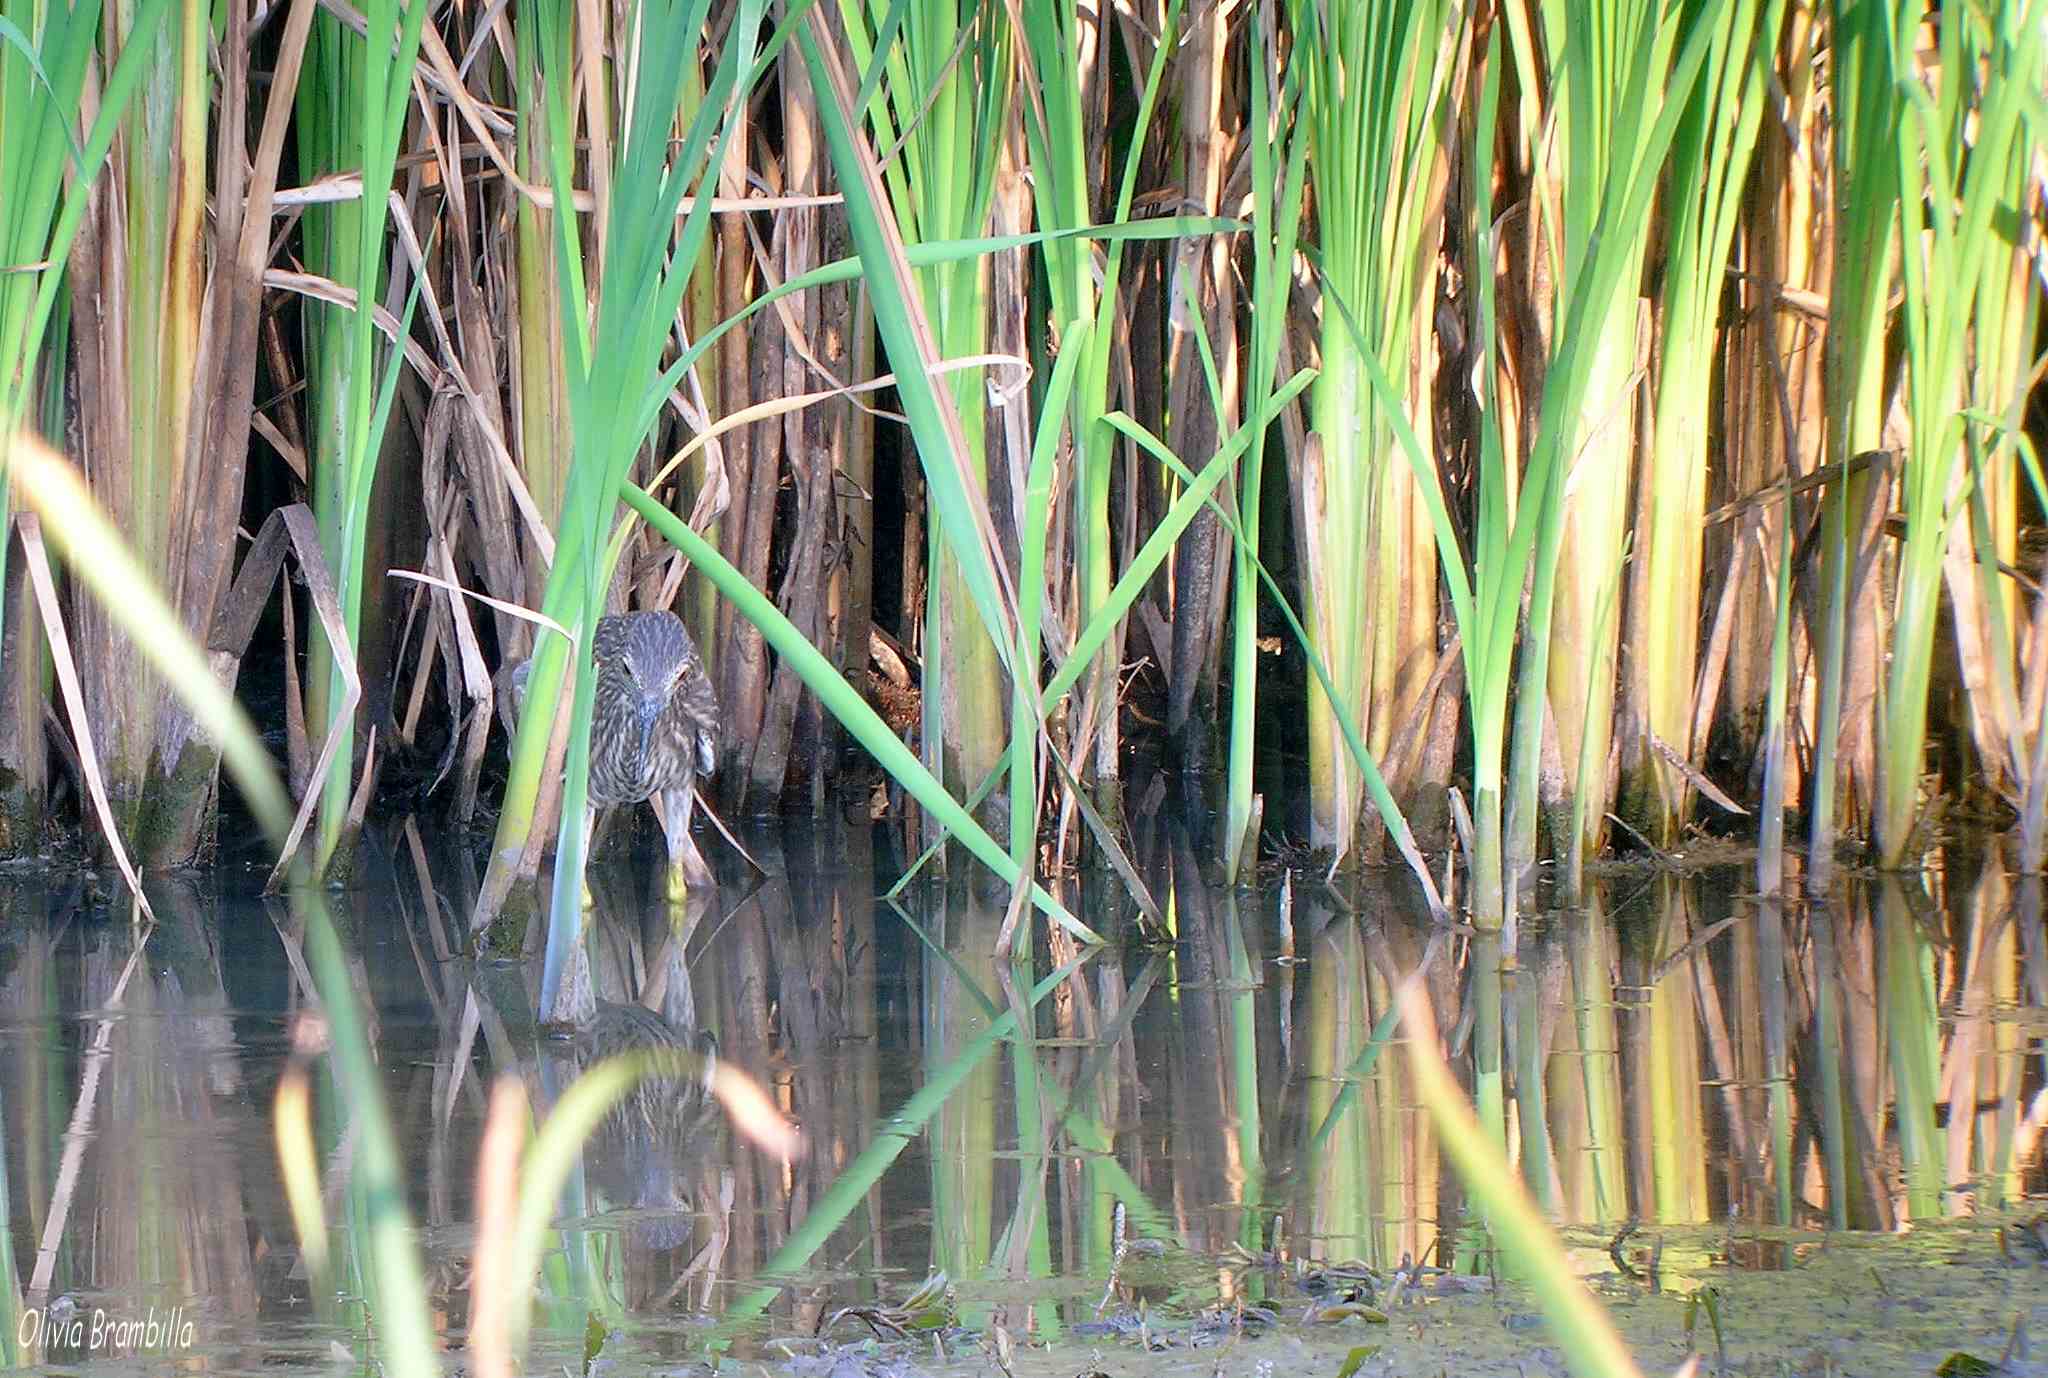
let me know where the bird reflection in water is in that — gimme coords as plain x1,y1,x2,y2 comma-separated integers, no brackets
544,898,722,1257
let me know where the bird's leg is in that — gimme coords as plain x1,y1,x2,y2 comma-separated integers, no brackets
580,802,599,910
656,784,712,900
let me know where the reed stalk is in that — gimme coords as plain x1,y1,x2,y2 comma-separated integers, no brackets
3,0,2043,901
518,0,773,1013
60,0,212,845
1620,0,1783,841
1882,0,2043,866
1747,2,1823,895
1956,249,2042,866
1107,405,1449,916
509,3,574,548
468,4,589,910
1371,12,1714,925
831,0,1015,838
1754,350,1804,890
1011,0,1183,825
1288,0,1461,868
1499,0,1687,895
1214,7,1306,879
1160,0,1239,775
0,0,172,844
1808,0,1902,891
296,0,431,876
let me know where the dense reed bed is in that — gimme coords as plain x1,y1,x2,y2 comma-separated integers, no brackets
0,0,2042,928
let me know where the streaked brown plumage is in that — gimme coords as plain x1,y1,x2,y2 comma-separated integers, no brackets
503,609,719,883
588,610,718,805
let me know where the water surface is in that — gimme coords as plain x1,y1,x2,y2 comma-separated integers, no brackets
4,822,2047,1375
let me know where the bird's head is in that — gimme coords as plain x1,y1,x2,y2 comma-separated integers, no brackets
620,621,682,756
610,611,718,776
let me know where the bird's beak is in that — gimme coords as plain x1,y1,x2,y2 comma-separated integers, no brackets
637,692,663,763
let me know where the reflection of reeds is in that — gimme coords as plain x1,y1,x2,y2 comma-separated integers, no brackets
1756,899,1795,1224
1943,862,2022,1209
20,901,263,1360
1879,881,1941,1217
1553,907,1624,1224
1400,985,1646,1378
0,1093,16,1365
1298,902,1369,1260
1615,882,1706,1222
927,893,1000,1282
18,828,2048,1371
1804,904,1857,1229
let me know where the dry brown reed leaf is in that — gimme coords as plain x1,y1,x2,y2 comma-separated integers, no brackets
641,361,1014,508
708,1060,801,1163
1044,732,1162,922
466,1076,528,1378
386,571,573,642
1650,732,1747,817
273,1024,330,1287
261,269,446,382
253,506,364,891
346,723,377,832
1381,633,1466,800
374,179,559,568
282,568,311,794
1688,508,1755,762
425,450,500,813
15,514,154,920
249,408,310,481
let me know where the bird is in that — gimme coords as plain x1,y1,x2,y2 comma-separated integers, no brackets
548,926,718,1252
503,609,720,890
588,610,718,809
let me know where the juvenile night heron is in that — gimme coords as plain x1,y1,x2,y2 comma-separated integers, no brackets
589,610,719,811
504,609,720,888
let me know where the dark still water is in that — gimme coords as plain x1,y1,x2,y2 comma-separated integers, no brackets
5,823,2048,1376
